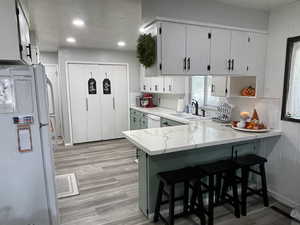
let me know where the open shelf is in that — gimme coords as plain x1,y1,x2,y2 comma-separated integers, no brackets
227,76,257,98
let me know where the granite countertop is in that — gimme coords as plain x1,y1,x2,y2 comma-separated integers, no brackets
130,106,210,124
124,106,282,156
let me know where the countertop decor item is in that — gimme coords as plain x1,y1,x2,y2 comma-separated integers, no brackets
137,34,156,68
241,86,256,96
213,102,234,123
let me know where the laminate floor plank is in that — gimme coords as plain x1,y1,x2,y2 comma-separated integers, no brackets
55,139,299,225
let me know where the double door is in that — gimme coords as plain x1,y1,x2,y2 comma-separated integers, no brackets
68,63,128,144
210,29,266,76
161,22,210,75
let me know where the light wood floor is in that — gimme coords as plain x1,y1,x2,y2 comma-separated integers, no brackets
54,139,299,225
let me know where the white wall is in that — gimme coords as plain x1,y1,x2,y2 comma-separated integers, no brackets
142,0,269,31
58,48,140,144
263,1,300,206
40,51,58,65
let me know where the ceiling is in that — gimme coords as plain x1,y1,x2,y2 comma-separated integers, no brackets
27,0,141,52
215,0,298,10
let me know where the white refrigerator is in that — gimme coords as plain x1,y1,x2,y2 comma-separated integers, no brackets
0,65,59,225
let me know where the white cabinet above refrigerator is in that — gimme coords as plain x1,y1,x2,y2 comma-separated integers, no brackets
0,0,32,65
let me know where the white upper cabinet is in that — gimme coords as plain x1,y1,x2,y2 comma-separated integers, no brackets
161,22,186,75
210,28,231,75
186,25,211,75
230,31,249,75
0,0,32,64
246,33,267,76
211,76,228,97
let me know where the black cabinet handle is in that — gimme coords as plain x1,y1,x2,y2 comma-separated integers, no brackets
163,122,171,127
184,57,187,71
26,44,32,60
228,59,231,71
187,57,191,71
231,59,234,71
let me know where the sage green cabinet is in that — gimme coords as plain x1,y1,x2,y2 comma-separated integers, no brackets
160,118,184,127
130,109,148,130
138,141,259,216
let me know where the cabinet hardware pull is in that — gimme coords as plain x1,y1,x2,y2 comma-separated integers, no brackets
187,57,191,71
231,59,234,71
228,59,231,71
26,44,32,60
85,98,88,111
113,97,116,110
211,84,215,93
169,85,172,92
184,57,187,71
143,85,146,90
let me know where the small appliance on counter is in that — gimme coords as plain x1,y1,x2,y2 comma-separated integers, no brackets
176,98,185,113
139,93,156,108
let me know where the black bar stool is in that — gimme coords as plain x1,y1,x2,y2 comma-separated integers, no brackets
192,160,240,225
153,167,205,225
234,154,269,216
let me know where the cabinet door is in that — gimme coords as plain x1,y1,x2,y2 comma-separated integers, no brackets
99,65,116,140
210,29,231,75
230,31,248,75
17,1,31,64
163,77,173,94
247,33,267,76
112,65,129,138
85,65,102,142
151,77,164,93
163,77,185,94
186,25,211,75
211,76,228,97
68,64,88,143
161,22,186,75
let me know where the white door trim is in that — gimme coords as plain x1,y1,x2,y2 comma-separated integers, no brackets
65,61,130,146
44,64,63,140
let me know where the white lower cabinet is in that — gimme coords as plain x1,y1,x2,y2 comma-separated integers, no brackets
68,63,128,144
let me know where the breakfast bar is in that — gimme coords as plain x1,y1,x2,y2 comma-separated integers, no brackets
123,120,282,217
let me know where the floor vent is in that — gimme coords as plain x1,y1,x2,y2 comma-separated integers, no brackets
55,173,79,199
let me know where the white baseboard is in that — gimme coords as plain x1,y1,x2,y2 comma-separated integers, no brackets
64,142,73,147
268,188,299,208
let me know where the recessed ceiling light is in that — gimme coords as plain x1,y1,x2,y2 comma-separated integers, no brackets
118,41,126,47
66,37,76,43
72,18,85,27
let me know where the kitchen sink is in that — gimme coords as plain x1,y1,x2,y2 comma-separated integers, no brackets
170,113,205,120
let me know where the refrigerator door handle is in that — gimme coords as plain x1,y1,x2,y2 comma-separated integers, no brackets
40,123,49,128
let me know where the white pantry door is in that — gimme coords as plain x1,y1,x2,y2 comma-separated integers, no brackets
111,65,128,138
68,64,88,143
84,65,102,142
99,65,116,140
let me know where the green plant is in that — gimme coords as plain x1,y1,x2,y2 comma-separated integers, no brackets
137,34,156,68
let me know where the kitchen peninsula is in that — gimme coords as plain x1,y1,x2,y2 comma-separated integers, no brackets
123,119,281,216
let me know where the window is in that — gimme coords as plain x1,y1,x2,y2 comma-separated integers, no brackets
191,76,220,107
282,36,300,122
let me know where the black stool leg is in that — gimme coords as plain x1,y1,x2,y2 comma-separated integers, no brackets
183,181,189,215
169,185,175,225
197,182,206,225
230,170,240,218
260,163,269,207
208,175,215,225
154,181,164,222
241,166,249,216
215,173,222,204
